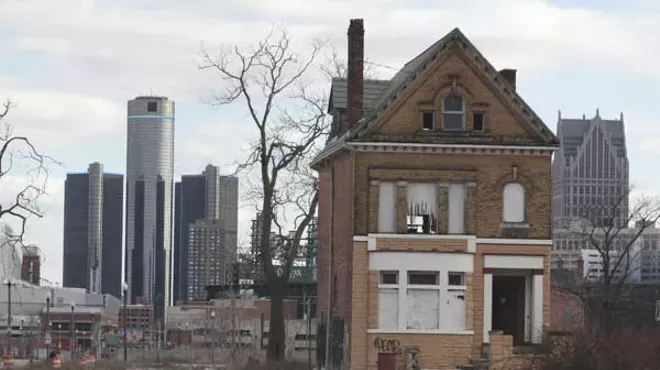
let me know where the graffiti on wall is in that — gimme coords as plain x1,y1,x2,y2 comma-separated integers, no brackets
373,337,403,355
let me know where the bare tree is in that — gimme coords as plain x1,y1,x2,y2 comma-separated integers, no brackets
557,187,660,327
0,99,56,264
199,26,328,361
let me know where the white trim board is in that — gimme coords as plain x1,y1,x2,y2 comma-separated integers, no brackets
370,252,474,272
484,255,543,269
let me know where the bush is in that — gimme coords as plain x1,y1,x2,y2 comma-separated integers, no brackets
529,327,660,370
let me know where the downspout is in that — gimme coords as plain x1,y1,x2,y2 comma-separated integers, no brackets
324,164,334,369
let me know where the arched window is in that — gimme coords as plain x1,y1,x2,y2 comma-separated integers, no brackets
503,183,525,223
443,94,464,131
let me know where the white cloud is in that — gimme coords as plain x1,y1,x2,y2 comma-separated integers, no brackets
1,0,660,282
2,91,123,149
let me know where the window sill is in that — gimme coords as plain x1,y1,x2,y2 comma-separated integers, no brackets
368,329,474,335
500,222,529,229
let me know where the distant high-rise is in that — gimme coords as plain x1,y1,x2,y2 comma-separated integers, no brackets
173,165,238,303
21,245,40,285
125,96,175,321
62,162,123,297
552,110,629,228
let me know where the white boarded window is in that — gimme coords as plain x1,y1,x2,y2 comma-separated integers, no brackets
448,183,466,234
378,271,399,330
378,288,398,329
503,183,525,222
378,182,396,233
406,289,440,330
407,183,437,234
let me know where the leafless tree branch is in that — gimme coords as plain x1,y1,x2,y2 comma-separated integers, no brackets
199,25,329,361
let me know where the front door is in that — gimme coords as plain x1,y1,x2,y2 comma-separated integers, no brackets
492,275,526,345
377,353,396,370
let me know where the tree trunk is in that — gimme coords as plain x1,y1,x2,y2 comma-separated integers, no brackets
267,283,286,361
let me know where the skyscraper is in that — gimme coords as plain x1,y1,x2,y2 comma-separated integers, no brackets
21,245,40,285
125,96,175,320
173,165,238,303
552,110,629,227
62,162,123,297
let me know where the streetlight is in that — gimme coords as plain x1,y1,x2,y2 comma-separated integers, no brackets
122,281,128,363
4,278,13,356
45,292,51,357
209,311,216,363
70,301,75,360
185,322,192,364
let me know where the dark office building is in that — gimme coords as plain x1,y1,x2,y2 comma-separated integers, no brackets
62,162,124,298
173,165,238,303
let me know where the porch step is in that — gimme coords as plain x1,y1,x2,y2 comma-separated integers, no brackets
457,358,489,370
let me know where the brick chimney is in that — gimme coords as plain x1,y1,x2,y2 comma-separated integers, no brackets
499,69,517,90
347,18,364,128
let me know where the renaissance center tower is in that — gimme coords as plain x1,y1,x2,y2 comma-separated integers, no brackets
125,96,175,322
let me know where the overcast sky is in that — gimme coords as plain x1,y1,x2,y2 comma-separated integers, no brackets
1,0,659,284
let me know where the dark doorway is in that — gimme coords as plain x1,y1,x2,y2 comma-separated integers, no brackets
492,275,526,345
377,353,396,370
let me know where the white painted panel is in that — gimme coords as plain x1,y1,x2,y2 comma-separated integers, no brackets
406,289,439,330
503,183,525,222
448,184,466,234
532,274,544,343
483,273,493,343
443,290,466,332
378,288,398,330
484,255,543,269
370,253,473,272
378,182,397,233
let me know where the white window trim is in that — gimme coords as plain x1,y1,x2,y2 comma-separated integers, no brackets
442,94,465,131
375,266,469,334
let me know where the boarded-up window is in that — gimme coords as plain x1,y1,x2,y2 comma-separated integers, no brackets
378,182,396,233
448,183,466,234
406,289,440,329
503,183,525,223
378,288,398,330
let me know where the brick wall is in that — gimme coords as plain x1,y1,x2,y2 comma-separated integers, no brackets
355,152,552,239
550,285,584,332
316,153,355,357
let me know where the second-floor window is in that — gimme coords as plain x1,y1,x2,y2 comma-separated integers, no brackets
407,182,437,234
503,183,526,223
442,94,464,131
378,182,397,233
448,183,466,234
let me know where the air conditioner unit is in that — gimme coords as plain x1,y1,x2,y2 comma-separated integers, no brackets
655,300,660,322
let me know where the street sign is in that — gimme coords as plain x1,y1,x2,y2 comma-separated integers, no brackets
44,334,52,345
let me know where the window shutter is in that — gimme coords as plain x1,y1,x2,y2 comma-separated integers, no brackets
448,184,466,234
503,183,525,222
378,182,396,233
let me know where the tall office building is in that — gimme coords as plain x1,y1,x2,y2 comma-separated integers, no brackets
62,162,123,297
125,96,175,321
552,110,629,228
173,165,238,303
21,245,41,285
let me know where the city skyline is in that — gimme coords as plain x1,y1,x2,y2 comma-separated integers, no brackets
2,1,660,284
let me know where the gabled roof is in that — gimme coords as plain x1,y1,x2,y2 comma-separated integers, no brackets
313,27,559,167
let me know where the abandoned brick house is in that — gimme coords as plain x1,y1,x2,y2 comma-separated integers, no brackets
312,19,560,370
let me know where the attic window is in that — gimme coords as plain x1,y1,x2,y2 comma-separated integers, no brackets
421,111,435,130
473,112,485,131
443,94,464,131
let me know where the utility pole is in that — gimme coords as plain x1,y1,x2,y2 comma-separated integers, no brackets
4,278,12,356
156,321,161,363
306,294,312,370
